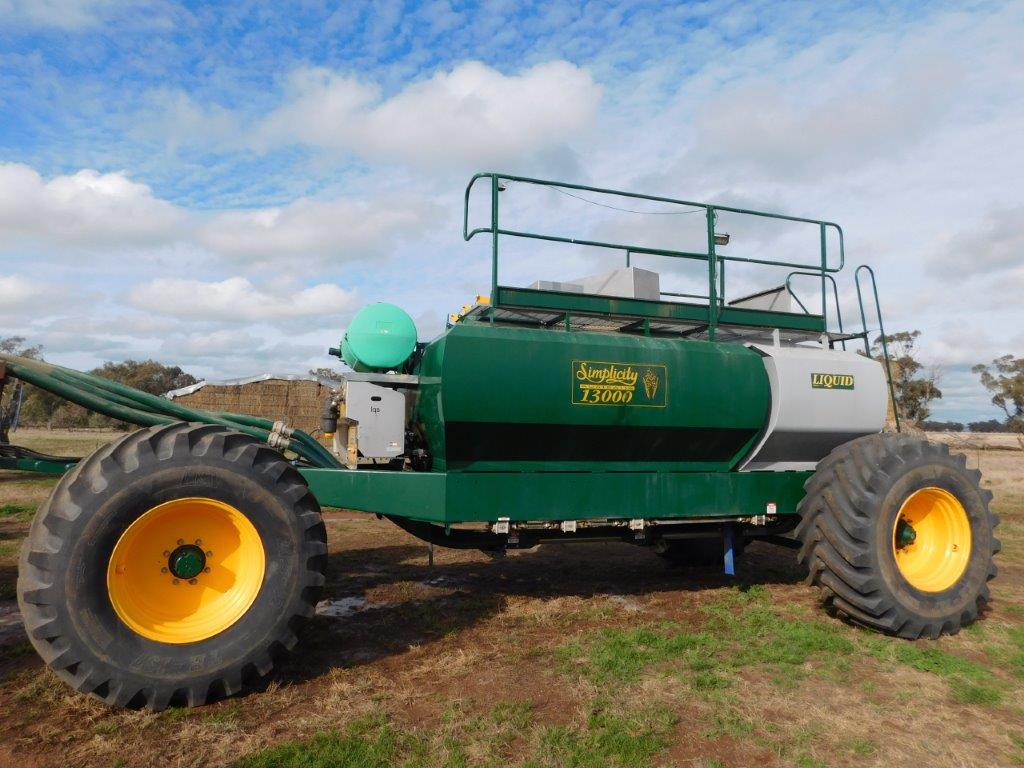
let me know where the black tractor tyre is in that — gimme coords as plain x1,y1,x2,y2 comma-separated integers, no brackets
656,536,744,568
796,433,998,639
17,423,328,710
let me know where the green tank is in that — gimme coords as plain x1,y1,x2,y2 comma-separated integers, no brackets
336,302,417,372
416,323,770,472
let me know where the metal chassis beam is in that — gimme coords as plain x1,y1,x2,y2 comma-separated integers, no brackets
298,468,812,525
0,456,78,474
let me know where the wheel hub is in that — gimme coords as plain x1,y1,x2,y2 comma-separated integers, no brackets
168,544,206,580
895,518,917,549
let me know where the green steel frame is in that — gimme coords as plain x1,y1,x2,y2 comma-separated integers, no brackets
299,466,812,525
0,455,77,474
464,172,845,340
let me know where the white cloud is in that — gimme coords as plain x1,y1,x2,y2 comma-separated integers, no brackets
258,60,601,169
133,89,243,151
159,329,259,357
128,276,359,322
198,194,440,263
678,52,958,183
0,275,51,306
0,162,440,266
0,163,186,249
0,275,81,323
0,0,133,29
157,331,327,372
931,206,1024,275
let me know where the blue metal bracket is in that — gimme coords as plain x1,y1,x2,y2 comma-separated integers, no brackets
723,524,736,576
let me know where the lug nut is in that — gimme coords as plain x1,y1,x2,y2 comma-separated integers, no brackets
160,567,168,574
206,551,213,557
172,579,180,585
189,578,197,585
177,539,185,545
203,567,211,574
163,550,170,557
195,539,202,546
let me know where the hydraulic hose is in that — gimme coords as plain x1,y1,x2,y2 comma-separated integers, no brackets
0,354,343,469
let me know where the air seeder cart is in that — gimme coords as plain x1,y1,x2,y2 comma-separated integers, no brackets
0,173,997,710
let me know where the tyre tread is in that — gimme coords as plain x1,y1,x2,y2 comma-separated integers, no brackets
17,422,327,711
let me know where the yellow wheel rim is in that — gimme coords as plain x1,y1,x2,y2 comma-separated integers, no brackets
106,497,265,644
892,487,971,593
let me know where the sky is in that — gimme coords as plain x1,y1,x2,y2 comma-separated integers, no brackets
0,0,1021,423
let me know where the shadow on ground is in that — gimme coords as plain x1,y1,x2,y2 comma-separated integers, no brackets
270,524,808,689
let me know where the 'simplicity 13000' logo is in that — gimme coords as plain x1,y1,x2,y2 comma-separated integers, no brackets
571,360,667,406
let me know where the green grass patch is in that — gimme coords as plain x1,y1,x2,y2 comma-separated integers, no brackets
1009,733,1024,765
235,702,674,768
843,737,876,757
236,714,422,768
702,602,855,669
865,637,1005,706
700,705,753,740
0,540,21,558
527,704,675,768
202,700,243,727
557,625,712,684
0,503,34,522
1007,626,1024,678
560,586,854,691
92,719,120,736
159,706,194,723
949,678,1004,706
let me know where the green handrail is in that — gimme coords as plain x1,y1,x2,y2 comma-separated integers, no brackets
785,271,847,350
463,172,846,317
854,265,901,433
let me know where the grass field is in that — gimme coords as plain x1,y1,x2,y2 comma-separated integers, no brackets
0,429,1022,768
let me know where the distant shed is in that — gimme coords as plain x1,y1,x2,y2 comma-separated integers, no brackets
166,374,337,445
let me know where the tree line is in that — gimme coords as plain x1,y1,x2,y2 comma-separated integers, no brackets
1,336,196,431
868,330,1021,436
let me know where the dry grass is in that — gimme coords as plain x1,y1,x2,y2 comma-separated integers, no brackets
926,429,1023,452
0,432,1021,767
4,427,125,458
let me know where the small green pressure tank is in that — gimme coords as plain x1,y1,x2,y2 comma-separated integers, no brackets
336,303,417,372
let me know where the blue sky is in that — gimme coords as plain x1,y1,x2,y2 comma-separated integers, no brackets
0,0,1021,422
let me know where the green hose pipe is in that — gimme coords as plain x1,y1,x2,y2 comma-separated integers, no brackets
1,354,335,468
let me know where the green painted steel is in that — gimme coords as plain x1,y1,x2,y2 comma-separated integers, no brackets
495,287,826,334
0,456,76,474
463,172,846,312
302,467,446,520
414,322,770,472
299,466,811,524
855,265,902,432
339,302,418,373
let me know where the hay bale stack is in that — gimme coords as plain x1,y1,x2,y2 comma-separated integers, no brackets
168,375,335,445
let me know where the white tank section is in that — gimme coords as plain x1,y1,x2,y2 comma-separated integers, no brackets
739,342,888,471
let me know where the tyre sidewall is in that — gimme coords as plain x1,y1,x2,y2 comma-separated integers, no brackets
874,456,993,621
29,427,323,698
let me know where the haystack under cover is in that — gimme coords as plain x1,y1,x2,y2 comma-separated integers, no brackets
166,374,337,446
